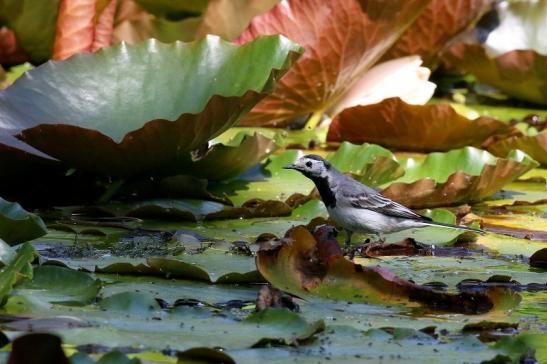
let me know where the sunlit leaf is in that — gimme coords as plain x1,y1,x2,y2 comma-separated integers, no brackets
236,0,431,126
326,141,403,187
382,147,539,208
328,98,510,152
0,35,302,176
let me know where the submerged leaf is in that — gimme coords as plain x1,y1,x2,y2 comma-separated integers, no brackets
236,0,431,126
257,225,502,314
0,35,302,176
0,197,47,245
327,98,510,152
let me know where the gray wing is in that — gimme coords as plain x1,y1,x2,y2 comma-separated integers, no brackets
345,189,430,221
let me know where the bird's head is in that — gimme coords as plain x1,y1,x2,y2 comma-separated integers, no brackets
283,154,331,179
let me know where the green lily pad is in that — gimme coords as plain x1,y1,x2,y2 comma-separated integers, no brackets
327,141,404,187
0,243,35,305
0,35,302,176
16,265,101,306
0,197,47,245
382,147,539,208
135,0,208,19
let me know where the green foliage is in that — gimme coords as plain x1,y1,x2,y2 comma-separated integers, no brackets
0,197,47,245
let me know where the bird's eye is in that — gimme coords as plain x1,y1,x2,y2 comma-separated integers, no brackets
305,161,312,168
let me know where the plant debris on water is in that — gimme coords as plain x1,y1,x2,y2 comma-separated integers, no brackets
0,0,546,363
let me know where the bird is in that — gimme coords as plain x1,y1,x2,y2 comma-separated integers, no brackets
284,154,484,248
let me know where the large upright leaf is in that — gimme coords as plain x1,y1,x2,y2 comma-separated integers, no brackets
236,0,432,126
383,0,492,67
0,0,60,63
0,35,302,176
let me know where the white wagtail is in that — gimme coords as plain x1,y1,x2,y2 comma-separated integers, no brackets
284,154,484,247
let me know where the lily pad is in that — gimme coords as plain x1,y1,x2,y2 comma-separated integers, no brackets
326,141,403,187
487,130,547,166
0,243,35,305
444,44,547,106
16,265,101,305
382,0,491,67
0,35,302,176
382,147,539,208
236,0,431,126
327,98,510,152
0,197,47,245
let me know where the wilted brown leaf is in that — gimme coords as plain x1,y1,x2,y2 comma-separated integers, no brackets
443,44,547,106
384,0,492,67
327,97,510,152
7,333,69,364
236,0,432,126
487,131,547,166
256,225,506,314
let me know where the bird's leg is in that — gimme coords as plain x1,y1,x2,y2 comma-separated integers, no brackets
377,233,386,244
344,229,353,249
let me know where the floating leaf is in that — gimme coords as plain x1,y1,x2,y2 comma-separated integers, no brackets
16,265,101,305
382,147,539,208
327,98,510,152
0,35,302,176
177,347,235,364
236,0,431,126
383,0,492,67
487,130,547,166
257,225,503,314
0,197,47,245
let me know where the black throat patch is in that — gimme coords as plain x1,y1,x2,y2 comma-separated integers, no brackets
311,175,336,208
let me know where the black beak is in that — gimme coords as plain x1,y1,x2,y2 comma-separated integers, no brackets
283,163,298,170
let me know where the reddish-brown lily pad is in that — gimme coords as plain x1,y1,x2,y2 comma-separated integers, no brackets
487,130,547,166
236,0,431,126
327,97,510,152
383,0,492,67
257,225,509,314
443,44,547,106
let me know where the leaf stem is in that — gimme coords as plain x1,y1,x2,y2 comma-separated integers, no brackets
304,110,324,130
98,179,126,204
